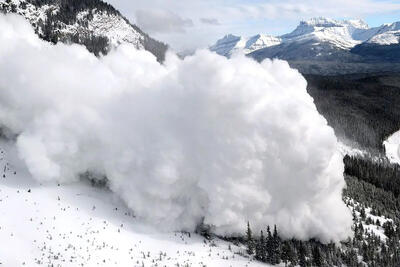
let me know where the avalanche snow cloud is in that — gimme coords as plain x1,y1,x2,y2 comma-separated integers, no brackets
0,14,352,242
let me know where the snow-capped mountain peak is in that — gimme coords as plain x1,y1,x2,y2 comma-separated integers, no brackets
301,17,343,27
209,33,280,56
344,19,369,30
244,33,281,53
211,17,400,63
209,34,243,56
282,17,369,43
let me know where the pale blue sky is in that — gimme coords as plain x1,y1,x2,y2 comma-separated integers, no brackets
105,0,400,51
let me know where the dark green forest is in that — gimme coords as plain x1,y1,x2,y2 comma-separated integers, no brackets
306,73,400,152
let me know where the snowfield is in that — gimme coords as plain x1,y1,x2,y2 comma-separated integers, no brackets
383,130,400,165
0,141,270,267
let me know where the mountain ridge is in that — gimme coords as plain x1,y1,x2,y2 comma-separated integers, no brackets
210,17,400,64
0,0,168,61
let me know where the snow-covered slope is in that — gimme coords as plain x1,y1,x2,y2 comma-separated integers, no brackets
367,30,400,45
345,198,392,241
281,17,365,49
0,140,271,266
338,142,368,158
245,34,281,54
383,130,400,165
0,0,167,60
211,17,400,63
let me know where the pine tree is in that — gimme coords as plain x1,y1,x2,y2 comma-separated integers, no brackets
246,221,254,255
255,230,266,262
360,206,366,220
299,243,307,267
281,242,294,267
272,225,282,264
312,246,323,267
266,225,274,264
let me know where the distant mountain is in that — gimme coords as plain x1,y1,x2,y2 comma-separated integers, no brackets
351,23,400,62
210,17,400,65
209,33,281,57
0,0,168,61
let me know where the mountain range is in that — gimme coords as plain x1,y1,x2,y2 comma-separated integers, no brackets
210,17,400,66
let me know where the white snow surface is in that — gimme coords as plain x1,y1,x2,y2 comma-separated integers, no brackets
367,30,400,45
383,130,400,165
363,207,392,241
0,141,272,267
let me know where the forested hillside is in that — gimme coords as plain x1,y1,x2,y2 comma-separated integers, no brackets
306,73,400,153
237,175,400,267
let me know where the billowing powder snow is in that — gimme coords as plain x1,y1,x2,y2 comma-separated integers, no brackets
0,14,352,242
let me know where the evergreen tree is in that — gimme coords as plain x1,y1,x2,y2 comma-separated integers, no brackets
312,246,323,267
272,225,281,264
246,221,254,255
344,246,359,267
281,242,294,267
299,243,307,267
266,225,274,264
255,230,266,262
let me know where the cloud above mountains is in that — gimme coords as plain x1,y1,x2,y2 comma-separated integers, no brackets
200,18,220,26
0,14,352,242
135,9,193,33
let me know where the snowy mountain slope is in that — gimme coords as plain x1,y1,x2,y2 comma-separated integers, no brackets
345,198,392,242
365,21,400,42
209,33,281,56
338,142,368,158
211,17,400,63
367,30,400,45
383,130,400,165
0,0,168,61
209,34,242,56
351,22,400,42
281,17,365,49
348,22,400,62
0,140,272,267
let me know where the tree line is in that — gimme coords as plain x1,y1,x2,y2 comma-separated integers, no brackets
236,174,400,266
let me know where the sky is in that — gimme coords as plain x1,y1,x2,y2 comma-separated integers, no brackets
106,0,400,52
